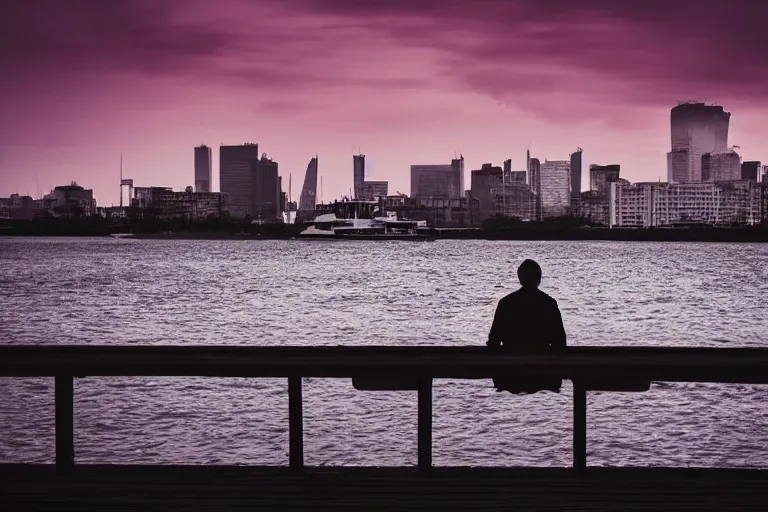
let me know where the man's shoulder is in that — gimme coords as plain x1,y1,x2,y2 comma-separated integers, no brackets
499,288,558,305
536,289,559,305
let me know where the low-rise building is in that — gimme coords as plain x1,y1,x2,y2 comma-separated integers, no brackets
490,183,535,220
380,196,480,228
609,180,762,228
132,186,230,220
361,181,389,200
0,194,34,219
472,164,534,220
571,193,611,226
36,183,97,217
741,161,761,182
702,149,741,182
589,164,621,196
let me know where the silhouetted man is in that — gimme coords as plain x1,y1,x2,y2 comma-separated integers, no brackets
487,259,566,393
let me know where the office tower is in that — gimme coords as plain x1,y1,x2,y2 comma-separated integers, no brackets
539,160,571,218
194,145,212,193
589,164,621,196
220,143,260,217
570,148,583,198
742,161,761,182
411,164,454,197
299,156,318,213
451,155,465,198
503,159,512,174
411,156,464,198
353,154,365,200
667,102,730,182
253,153,281,220
702,149,741,181
361,181,388,200
471,163,503,220
528,154,541,221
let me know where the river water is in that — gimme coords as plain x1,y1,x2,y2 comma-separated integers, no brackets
1,237,767,467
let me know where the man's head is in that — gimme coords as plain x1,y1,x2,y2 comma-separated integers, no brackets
517,259,542,289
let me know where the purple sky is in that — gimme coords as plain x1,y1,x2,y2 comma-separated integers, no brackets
2,0,767,204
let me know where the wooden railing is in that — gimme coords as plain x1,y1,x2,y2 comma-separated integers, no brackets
2,346,768,472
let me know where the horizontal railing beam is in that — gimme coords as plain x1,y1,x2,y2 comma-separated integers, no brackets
2,346,768,384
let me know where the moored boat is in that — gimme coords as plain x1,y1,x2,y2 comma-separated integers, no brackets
298,201,434,241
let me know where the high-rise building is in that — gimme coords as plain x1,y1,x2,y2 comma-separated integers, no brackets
411,157,464,198
220,143,260,217
570,148,583,198
471,163,503,220
528,154,541,221
741,161,761,182
702,149,741,181
589,164,621,196
194,145,212,193
253,153,281,221
539,160,571,218
667,102,730,182
451,155,464,198
353,154,365,200
299,156,318,213
411,164,453,197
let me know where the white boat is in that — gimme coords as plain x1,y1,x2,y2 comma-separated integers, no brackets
299,208,433,241
109,233,135,239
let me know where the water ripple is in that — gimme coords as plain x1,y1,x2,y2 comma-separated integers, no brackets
1,238,768,467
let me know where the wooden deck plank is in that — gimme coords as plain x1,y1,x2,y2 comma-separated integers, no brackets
2,466,767,511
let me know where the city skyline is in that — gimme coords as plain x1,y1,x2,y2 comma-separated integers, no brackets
1,1,767,204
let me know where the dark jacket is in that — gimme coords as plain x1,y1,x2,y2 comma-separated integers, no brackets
488,287,567,393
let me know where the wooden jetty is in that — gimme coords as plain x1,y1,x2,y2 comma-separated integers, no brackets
2,345,768,511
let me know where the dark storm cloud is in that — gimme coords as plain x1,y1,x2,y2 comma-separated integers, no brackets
2,0,767,110
0,1,230,71
300,0,768,105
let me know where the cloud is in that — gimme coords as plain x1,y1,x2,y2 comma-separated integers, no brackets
0,0,442,97
2,0,767,124
296,0,768,110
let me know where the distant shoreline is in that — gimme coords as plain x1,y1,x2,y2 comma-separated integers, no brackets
2,226,768,243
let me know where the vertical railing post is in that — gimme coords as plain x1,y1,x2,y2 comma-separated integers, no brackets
573,379,587,471
288,376,304,472
55,375,74,469
417,377,432,474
